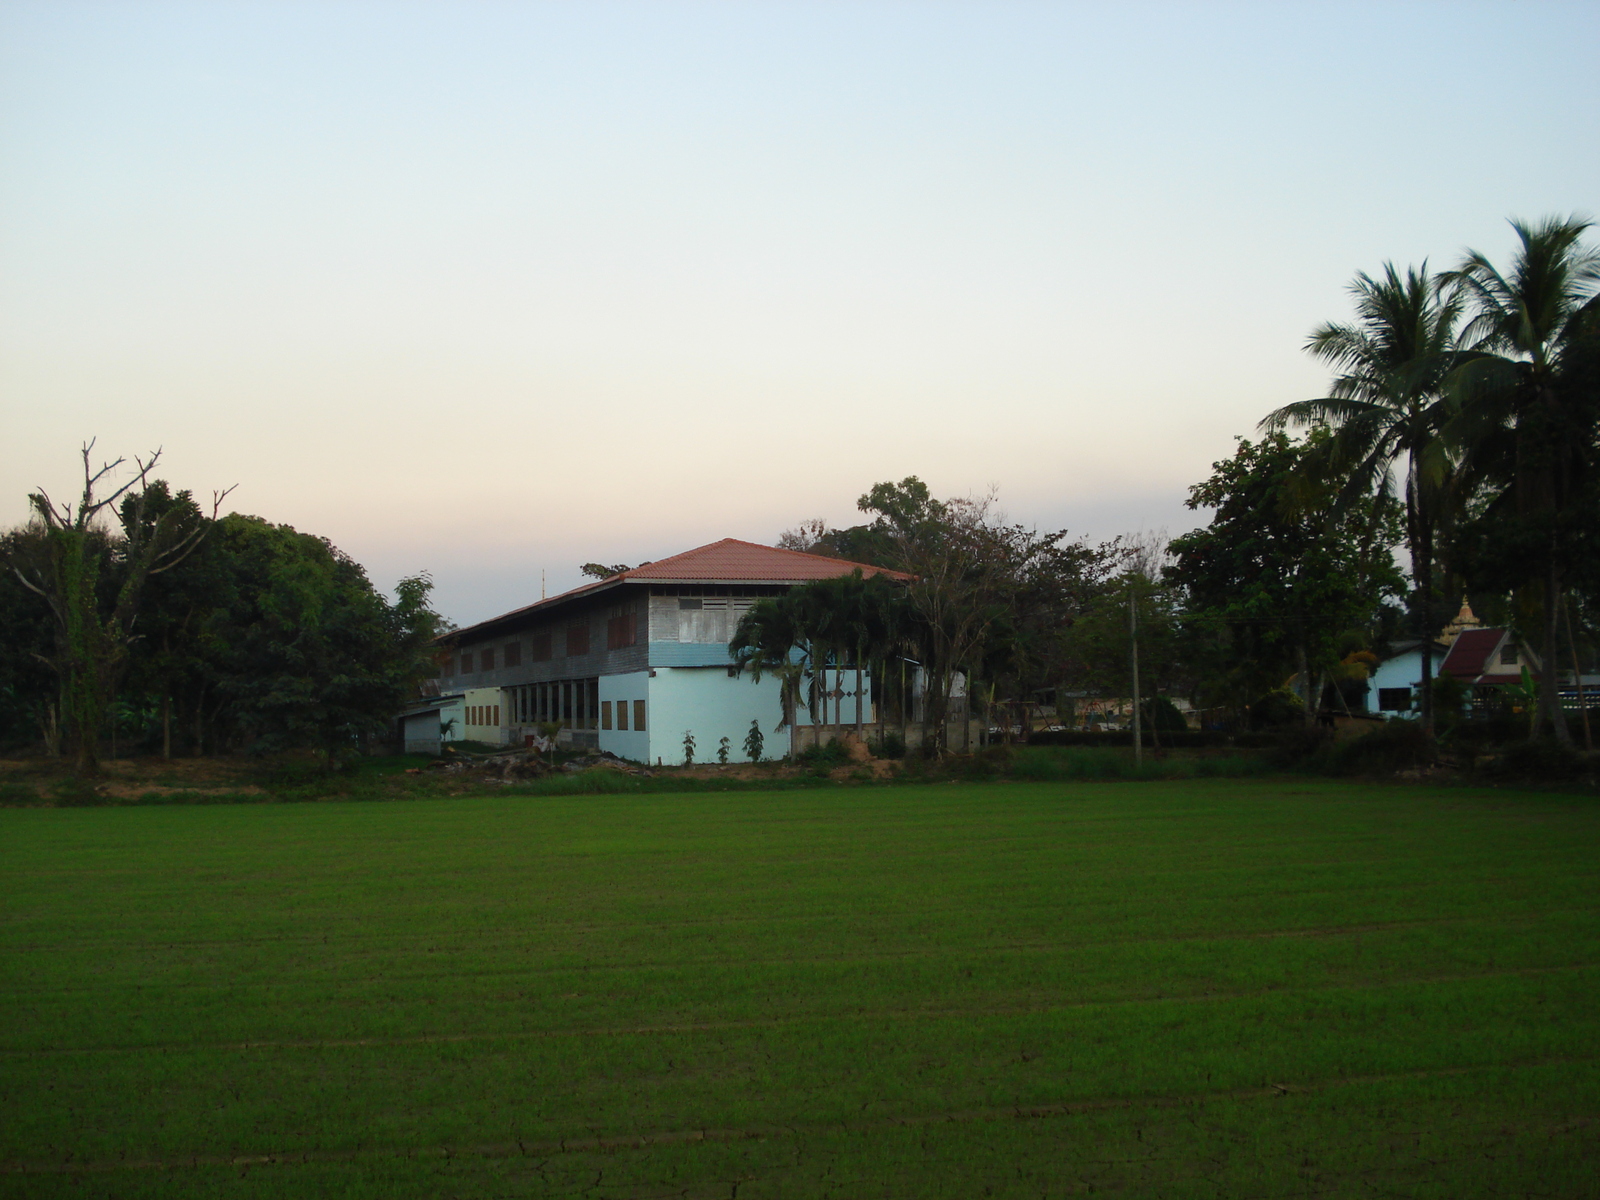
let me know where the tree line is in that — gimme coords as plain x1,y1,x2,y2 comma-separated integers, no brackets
750,215,1599,750
0,445,444,773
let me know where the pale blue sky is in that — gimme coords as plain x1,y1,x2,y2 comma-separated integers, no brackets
3,1,1596,623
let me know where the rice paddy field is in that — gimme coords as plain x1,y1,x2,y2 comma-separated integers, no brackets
2,778,1598,1198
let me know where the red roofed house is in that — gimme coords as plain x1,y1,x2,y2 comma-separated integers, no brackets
1438,626,1540,689
403,539,908,762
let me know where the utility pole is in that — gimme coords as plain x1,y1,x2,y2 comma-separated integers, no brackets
1130,582,1142,768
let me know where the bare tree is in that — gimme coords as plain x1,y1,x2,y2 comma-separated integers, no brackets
10,443,229,775
776,518,830,553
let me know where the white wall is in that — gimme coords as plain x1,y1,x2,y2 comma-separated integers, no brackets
461,687,506,743
645,667,785,765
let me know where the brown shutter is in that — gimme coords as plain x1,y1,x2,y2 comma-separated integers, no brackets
633,699,646,731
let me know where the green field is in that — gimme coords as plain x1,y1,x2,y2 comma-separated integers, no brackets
3,779,1598,1198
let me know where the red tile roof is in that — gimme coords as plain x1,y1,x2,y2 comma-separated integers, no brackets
1439,628,1507,681
613,538,909,584
443,539,907,642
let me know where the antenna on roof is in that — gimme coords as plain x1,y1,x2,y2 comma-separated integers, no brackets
541,569,545,600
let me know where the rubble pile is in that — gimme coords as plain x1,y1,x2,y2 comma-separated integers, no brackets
427,748,555,782
426,747,654,784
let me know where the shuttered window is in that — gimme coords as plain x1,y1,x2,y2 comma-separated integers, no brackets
530,632,552,662
504,642,522,667
601,701,612,730
460,651,473,673
617,700,628,730
607,611,637,650
566,624,590,657
480,648,495,671
633,699,646,731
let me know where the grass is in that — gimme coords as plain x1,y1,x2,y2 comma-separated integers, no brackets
2,778,1598,1197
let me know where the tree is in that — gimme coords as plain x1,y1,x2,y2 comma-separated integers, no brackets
1443,215,1600,744
729,590,812,734
0,527,58,752
1262,262,1469,733
1059,534,1184,739
205,515,443,767
5,445,224,774
1166,432,1404,726
580,562,635,580
853,478,1108,752
116,481,219,758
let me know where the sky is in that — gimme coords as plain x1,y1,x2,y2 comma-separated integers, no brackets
2,1,1597,625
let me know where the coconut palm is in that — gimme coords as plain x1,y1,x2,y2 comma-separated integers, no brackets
1262,262,1468,732
1443,215,1600,743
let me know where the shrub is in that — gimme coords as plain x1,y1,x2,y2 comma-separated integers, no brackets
796,741,850,768
1327,720,1434,775
1141,695,1189,733
1250,688,1305,730
869,731,906,759
1485,740,1586,782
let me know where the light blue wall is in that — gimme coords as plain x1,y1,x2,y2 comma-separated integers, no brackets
646,667,785,765
793,667,875,728
648,641,738,667
598,671,651,762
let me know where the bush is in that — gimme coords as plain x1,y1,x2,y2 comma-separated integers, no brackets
1250,688,1305,730
1327,720,1434,775
1265,726,1337,769
796,741,850,768
1484,739,1586,782
1026,728,1277,750
869,731,907,760
1141,695,1189,733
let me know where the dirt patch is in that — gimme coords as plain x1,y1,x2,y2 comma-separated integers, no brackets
97,782,267,799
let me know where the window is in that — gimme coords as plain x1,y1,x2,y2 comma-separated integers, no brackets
504,641,522,667
530,632,552,662
566,624,590,657
492,704,499,725
617,700,628,730
633,699,646,731
460,651,473,674
607,611,637,650
1500,645,1517,665
678,597,702,610
480,648,495,671
601,701,612,730
1377,687,1412,712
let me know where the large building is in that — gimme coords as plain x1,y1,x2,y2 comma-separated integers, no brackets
402,539,907,762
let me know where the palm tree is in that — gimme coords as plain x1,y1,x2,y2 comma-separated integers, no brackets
1262,262,1467,732
728,594,809,741
1443,215,1600,744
